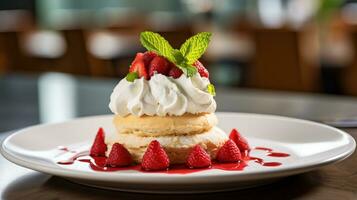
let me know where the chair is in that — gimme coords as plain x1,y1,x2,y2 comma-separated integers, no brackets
342,26,357,95
248,27,319,92
0,29,90,75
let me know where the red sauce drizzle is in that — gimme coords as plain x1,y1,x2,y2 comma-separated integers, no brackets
267,152,290,157
56,146,289,174
57,146,69,151
58,146,76,153
254,147,273,151
74,157,248,174
254,147,290,157
249,157,282,167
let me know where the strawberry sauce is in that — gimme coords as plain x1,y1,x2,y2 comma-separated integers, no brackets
56,146,290,174
254,146,290,157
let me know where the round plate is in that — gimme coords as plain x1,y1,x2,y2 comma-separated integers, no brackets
1,112,355,193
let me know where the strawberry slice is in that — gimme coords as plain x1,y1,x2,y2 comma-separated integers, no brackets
193,60,209,78
168,64,183,78
186,145,211,168
148,56,170,76
141,140,170,171
106,143,132,167
216,139,242,163
90,127,107,156
129,53,148,79
229,129,250,153
143,51,157,66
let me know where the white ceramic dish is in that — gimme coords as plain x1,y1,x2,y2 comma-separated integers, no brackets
1,112,355,193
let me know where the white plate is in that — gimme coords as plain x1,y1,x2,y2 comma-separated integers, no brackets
1,112,355,193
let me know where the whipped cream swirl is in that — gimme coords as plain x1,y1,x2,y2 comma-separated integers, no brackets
109,73,216,116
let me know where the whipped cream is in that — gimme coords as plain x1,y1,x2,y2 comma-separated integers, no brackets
109,73,216,116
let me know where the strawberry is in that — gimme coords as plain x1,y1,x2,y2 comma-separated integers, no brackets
193,60,209,78
141,140,170,171
90,127,107,156
148,56,170,76
186,145,211,168
106,143,132,167
129,53,148,79
216,139,242,163
168,65,183,78
229,129,250,153
143,51,157,66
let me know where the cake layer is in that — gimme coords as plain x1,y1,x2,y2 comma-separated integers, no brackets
113,113,218,137
106,127,228,164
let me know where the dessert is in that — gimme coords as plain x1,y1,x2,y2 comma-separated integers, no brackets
107,31,230,167
56,32,291,173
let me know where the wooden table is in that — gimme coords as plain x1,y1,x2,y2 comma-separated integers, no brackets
1,73,357,199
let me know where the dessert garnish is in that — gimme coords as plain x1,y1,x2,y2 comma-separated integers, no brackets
216,139,242,163
186,145,212,169
89,127,107,156
229,129,250,153
57,127,290,174
141,140,170,171
105,143,132,167
139,31,211,77
125,31,215,96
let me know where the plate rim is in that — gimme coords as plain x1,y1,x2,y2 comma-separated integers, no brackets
1,112,356,184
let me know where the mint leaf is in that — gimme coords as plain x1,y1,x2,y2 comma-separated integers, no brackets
140,31,176,63
177,63,197,77
171,49,185,64
126,72,138,82
139,31,212,77
207,84,216,96
179,32,212,64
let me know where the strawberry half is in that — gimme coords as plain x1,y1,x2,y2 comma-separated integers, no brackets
186,145,211,168
106,143,132,167
229,129,250,153
216,139,242,163
168,64,183,78
148,56,170,76
90,127,107,156
141,140,170,171
193,60,209,78
129,53,148,79
143,51,157,66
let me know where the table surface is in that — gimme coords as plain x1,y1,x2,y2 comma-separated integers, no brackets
1,73,357,199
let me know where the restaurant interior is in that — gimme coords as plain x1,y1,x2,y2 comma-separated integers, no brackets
3,0,357,198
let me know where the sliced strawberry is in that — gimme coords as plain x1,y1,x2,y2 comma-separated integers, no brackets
148,56,170,76
229,129,250,153
143,51,157,66
90,127,107,156
129,53,148,79
193,60,209,78
168,64,183,78
216,139,242,163
141,140,170,171
106,143,132,167
186,145,211,168
129,53,143,72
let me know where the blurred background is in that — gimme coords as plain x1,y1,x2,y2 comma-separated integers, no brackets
3,0,357,131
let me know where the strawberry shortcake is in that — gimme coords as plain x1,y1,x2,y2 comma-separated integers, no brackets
90,31,250,171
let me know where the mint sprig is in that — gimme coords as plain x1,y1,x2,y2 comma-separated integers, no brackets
140,32,176,63
140,31,211,77
180,32,212,64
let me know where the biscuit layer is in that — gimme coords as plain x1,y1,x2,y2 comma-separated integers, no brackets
106,127,228,164
113,113,218,137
